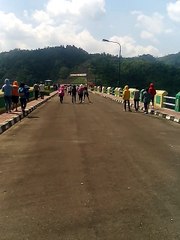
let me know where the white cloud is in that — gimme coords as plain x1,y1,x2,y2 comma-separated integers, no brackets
0,1,161,57
0,11,33,51
46,0,72,16
45,0,106,19
0,0,106,52
101,36,160,57
0,11,31,32
140,31,158,43
32,10,54,24
132,11,171,43
136,12,164,34
167,0,180,22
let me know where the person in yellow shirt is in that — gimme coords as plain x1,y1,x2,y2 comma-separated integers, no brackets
122,85,131,111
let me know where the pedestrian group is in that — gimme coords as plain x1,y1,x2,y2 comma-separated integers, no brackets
1,79,45,114
122,83,156,113
57,84,91,104
1,78,156,115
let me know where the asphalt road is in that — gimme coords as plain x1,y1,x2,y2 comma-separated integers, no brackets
0,92,180,240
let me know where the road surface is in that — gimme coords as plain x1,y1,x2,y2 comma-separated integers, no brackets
0,92,180,240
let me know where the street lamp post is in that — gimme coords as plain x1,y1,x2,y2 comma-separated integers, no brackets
102,39,121,87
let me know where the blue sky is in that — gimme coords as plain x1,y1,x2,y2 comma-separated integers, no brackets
0,0,180,57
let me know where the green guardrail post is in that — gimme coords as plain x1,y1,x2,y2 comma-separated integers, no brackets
175,92,180,112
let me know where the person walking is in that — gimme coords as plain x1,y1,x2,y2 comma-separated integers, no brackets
78,84,84,103
1,78,13,113
33,83,40,100
148,83,156,109
122,85,131,111
71,85,77,104
67,85,72,95
18,82,27,114
39,82,45,99
12,81,19,111
58,85,65,103
25,84,30,102
83,84,91,103
142,89,151,114
133,87,140,112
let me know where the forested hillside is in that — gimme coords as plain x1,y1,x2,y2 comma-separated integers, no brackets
0,46,179,95
159,52,180,67
0,46,89,87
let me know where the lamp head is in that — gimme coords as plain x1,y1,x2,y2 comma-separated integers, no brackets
102,39,109,42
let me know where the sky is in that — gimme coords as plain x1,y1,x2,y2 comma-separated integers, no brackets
0,0,180,57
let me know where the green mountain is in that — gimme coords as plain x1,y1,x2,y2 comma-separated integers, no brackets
158,52,180,66
0,46,179,96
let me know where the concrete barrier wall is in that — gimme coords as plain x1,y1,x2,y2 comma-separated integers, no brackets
0,84,55,111
102,86,107,93
0,87,53,112
107,87,111,94
0,89,34,113
154,90,168,108
129,88,137,100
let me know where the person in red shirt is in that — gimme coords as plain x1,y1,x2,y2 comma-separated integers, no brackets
148,83,156,108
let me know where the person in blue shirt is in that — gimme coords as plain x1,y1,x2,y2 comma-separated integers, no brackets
24,84,30,102
1,78,13,113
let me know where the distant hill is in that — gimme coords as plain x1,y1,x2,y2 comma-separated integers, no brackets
158,52,180,66
130,54,157,63
0,46,179,95
129,52,180,67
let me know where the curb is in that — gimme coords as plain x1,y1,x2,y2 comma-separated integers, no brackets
93,91,180,124
0,93,57,135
